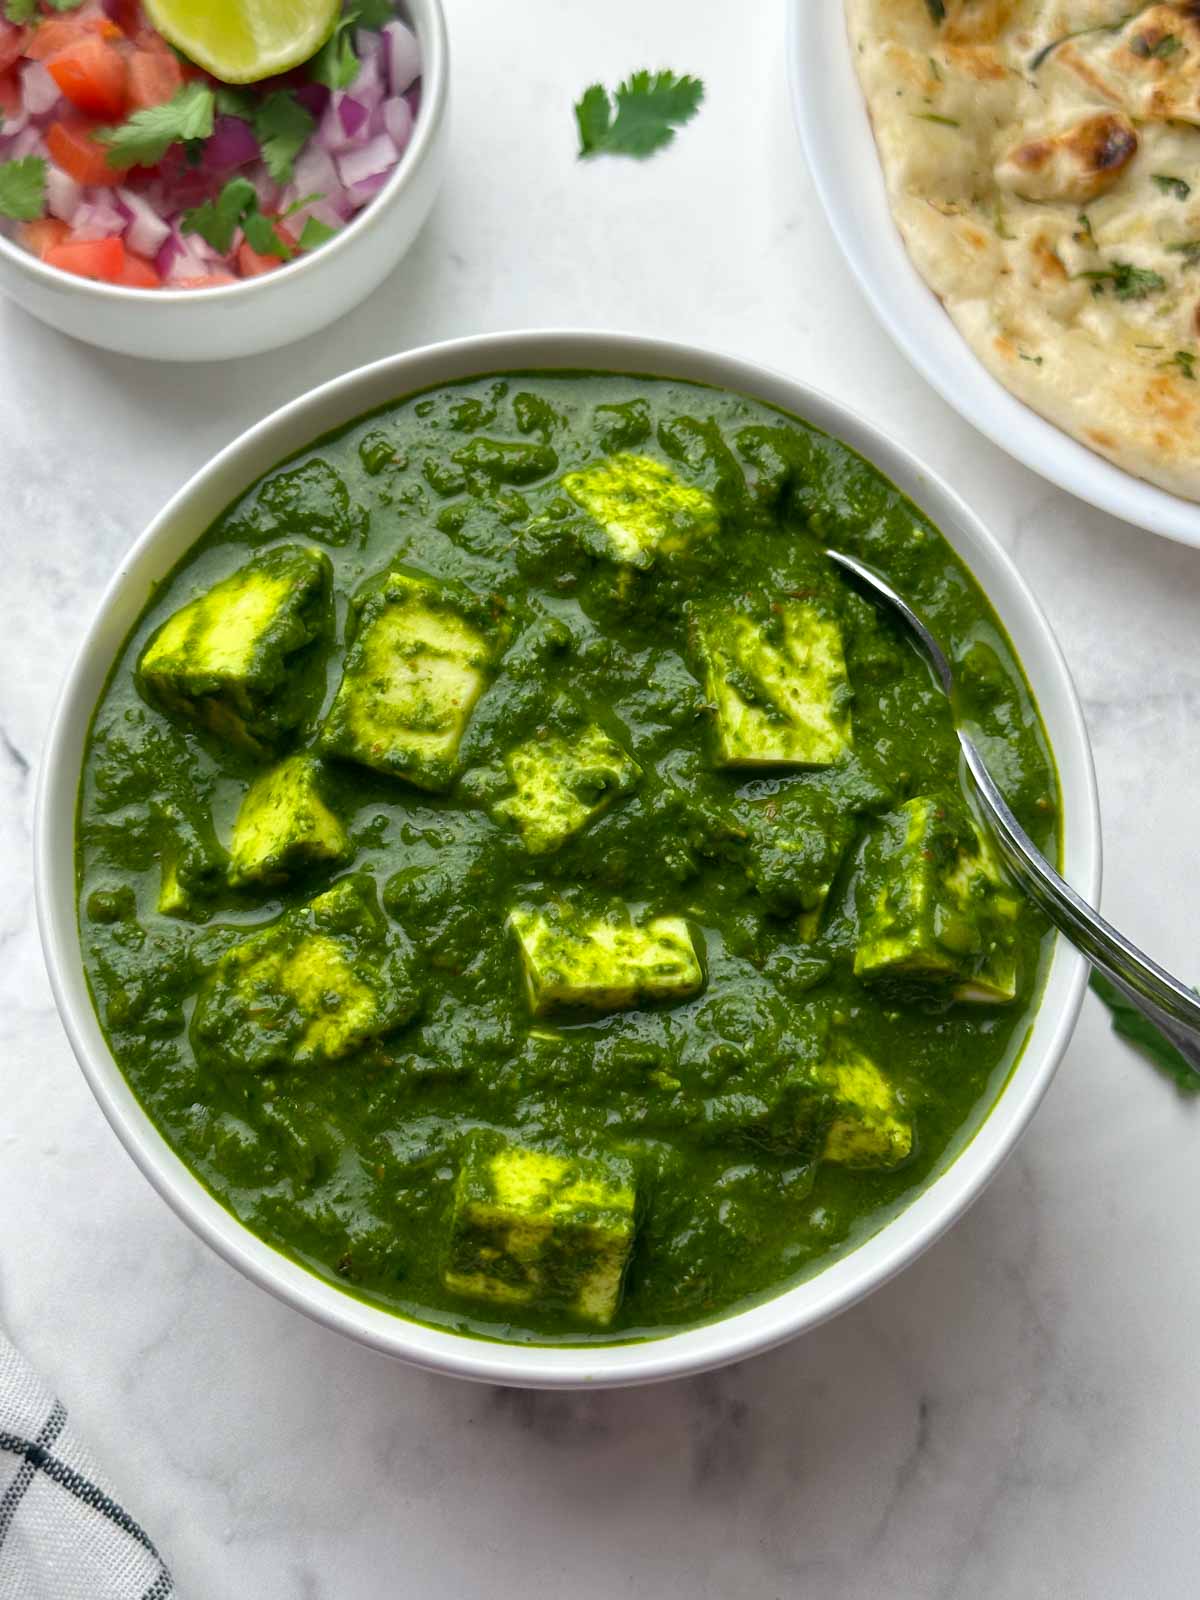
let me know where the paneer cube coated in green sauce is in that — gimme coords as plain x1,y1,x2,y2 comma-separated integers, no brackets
77,374,1058,1343
492,723,642,855
136,544,331,755
192,875,419,1072
561,452,719,567
692,600,852,769
443,1134,638,1327
855,795,1020,1002
228,754,348,887
320,570,494,791
509,901,705,1017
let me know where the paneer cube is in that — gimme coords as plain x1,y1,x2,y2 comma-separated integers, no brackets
442,1133,638,1326
692,600,852,768
191,874,419,1071
320,570,493,791
228,754,349,887
154,799,225,920
137,545,331,754
854,795,1019,1002
764,1046,912,1169
509,902,704,1017
742,786,857,939
561,452,719,568
492,723,642,854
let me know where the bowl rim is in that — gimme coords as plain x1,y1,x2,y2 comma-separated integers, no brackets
0,0,448,305
34,329,1101,1388
786,0,1200,547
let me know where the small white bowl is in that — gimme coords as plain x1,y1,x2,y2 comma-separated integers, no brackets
0,0,448,362
35,331,1101,1387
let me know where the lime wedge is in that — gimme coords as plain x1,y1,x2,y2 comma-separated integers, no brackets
142,0,342,86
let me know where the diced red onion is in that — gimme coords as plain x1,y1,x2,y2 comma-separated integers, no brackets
7,126,43,160
338,96,368,140
292,141,340,203
405,82,421,120
318,93,358,155
72,196,125,239
0,108,29,140
294,81,330,119
21,61,60,119
335,133,397,191
383,21,421,95
46,165,82,223
204,115,259,173
154,231,182,277
381,96,413,154
350,49,385,112
117,185,171,258
344,169,391,208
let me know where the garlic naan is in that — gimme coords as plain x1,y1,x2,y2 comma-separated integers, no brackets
847,0,1200,501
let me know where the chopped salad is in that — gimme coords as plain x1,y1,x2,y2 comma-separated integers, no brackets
0,0,421,288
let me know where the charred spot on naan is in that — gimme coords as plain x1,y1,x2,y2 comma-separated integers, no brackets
1061,5,1200,124
938,0,1021,45
995,113,1138,202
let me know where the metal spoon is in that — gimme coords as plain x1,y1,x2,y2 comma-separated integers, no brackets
826,547,1200,1076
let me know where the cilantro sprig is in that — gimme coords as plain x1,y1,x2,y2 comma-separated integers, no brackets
1090,973,1200,1095
1152,173,1191,201
0,155,45,220
255,91,316,185
99,82,215,169
1077,259,1166,300
575,69,704,160
310,10,361,91
182,176,292,258
6,0,88,16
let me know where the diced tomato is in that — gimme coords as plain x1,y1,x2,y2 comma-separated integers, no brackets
0,67,20,121
114,251,161,289
236,241,283,277
18,218,70,259
126,48,181,111
46,120,126,186
44,235,126,282
24,14,122,62
47,36,128,120
0,20,27,75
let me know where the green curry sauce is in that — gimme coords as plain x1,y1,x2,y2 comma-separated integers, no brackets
76,374,1058,1345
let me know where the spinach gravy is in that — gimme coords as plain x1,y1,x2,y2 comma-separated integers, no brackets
76,374,1058,1344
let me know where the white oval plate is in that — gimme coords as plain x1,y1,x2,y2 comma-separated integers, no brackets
787,2,1200,547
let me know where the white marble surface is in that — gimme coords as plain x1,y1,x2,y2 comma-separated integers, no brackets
2,2,1200,1595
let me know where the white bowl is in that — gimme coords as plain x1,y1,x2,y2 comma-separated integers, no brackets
35,331,1100,1387
0,0,448,363
788,1,1200,547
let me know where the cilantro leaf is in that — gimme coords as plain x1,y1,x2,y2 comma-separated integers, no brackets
0,155,45,220
4,0,37,20
575,69,704,160
99,82,215,169
299,215,339,250
1152,173,1191,200
214,86,257,121
1090,972,1200,1095
255,91,315,185
354,0,395,24
1168,349,1196,380
182,176,293,261
1078,260,1166,300
309,11,361,91
924,0,946,20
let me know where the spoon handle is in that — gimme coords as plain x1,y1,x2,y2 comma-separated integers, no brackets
959,734,1200,1076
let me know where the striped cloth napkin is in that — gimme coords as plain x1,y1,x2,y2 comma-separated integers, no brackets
0,1329,175,1599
